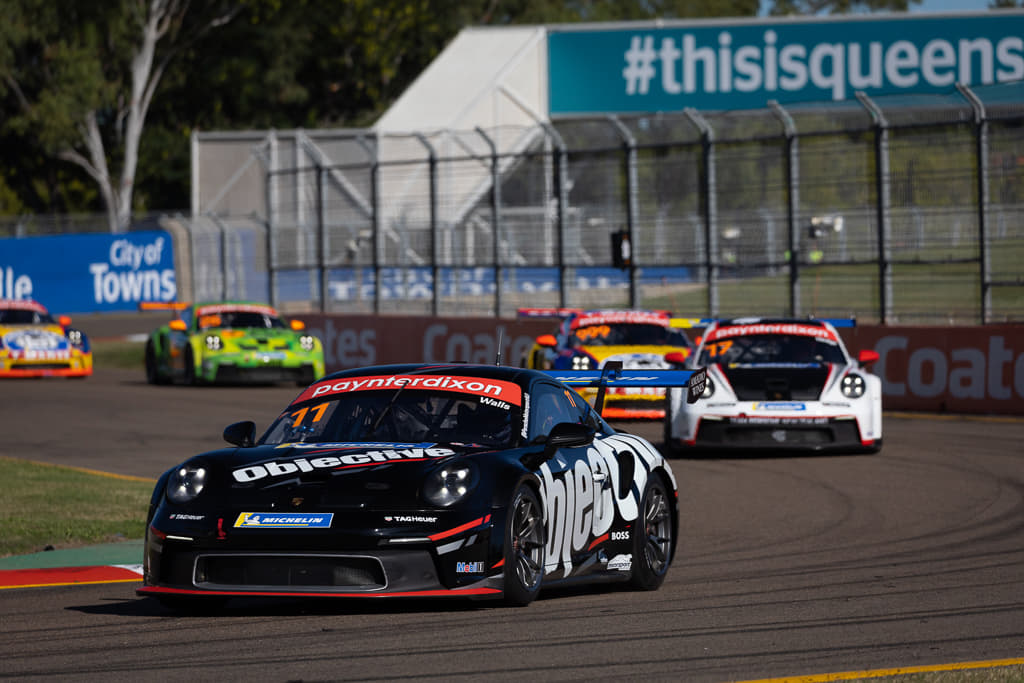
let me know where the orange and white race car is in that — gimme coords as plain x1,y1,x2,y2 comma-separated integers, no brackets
0,299,92,378
520,308,700,419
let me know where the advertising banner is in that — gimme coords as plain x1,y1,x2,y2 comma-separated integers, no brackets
845,324,1024,414
298,314,1024,416
0,231,176,313
548,12,1024,114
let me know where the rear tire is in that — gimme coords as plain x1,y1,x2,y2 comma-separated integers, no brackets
628,474,674,591
502,484,545,607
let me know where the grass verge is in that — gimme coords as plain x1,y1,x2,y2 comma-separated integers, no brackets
91,339,145,370
0,456,154,558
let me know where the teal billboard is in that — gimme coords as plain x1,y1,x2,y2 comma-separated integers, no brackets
548,13,1024,114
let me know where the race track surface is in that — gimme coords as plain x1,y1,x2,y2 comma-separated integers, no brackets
1,368,1023,682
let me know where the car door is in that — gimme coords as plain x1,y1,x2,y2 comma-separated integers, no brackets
529,380,618,580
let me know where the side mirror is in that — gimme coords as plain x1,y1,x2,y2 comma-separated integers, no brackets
58,314,73,327
857,349,880,366
544,422,594,455
664,350,688,365
290,319,306,331
223,420,256,448
169,319,187,332
536,334,558,348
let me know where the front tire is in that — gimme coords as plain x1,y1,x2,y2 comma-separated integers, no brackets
628,474,674,591
145,341,167,385
662,391,678,457
502,484,545,607
183,346,198,386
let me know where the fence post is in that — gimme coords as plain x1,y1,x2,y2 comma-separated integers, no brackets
266,130,279,308
770,101,801,317
957,83,991,324
317,162,327,312
476,127,502,317
414,134,439,316
685,108,718,318
350,135,381,315
608,115,639,308
542,123,569,309
857,92,892,324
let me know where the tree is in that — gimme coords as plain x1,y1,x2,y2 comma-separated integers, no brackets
0,0,242,231
768,0,921,14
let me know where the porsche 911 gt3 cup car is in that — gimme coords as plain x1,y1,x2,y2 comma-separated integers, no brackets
664,318,882,454
143,301,325,385
520,308,700,419
137,362,706,609
0,299,92,378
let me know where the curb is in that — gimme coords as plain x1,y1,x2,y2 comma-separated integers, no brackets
0,564,144,589
0,540,144,590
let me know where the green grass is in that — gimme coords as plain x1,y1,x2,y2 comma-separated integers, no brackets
91,339,145,370
642,261,1024,323
0,457,154,557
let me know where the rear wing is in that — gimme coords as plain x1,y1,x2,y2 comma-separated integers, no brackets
545,361,707,414
139,301,190,315
517,307,582,320
669,317,715,329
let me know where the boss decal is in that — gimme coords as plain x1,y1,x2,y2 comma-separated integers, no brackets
232,448,455,483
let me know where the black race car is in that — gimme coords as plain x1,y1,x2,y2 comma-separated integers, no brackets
138,362,705,609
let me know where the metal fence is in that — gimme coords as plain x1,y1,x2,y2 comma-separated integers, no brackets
8,82,1023,324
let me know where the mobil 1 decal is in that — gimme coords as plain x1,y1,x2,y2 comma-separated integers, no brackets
536,433,661,577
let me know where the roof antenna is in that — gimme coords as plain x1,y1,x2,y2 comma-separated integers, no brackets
495,328,503,366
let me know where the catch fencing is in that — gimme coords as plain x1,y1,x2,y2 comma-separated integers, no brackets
10,82,1024,324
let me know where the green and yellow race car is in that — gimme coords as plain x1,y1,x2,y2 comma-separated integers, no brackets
143,301,325,386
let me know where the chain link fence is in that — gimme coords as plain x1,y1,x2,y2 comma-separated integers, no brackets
6,83,1022,324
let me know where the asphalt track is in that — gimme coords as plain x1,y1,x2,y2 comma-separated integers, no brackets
2,363,1024,681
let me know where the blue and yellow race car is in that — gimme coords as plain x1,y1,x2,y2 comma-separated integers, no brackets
519,308,699,419
144,301,325,386
0,298,92,378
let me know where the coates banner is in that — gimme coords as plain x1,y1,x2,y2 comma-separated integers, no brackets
0,231,176,313
548,12,1024,115
845,324,1024,415
298,314,553,375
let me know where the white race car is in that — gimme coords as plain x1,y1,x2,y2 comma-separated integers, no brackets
664,318,882,454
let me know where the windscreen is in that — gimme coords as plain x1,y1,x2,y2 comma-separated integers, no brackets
262,386,521,449
0,309,54,325
199,311,286,330
698,333,847,366
571,323,689,347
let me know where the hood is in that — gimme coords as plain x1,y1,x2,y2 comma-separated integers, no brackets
1,324,71,355
582,345,681,367
192,442,466,510
717,363,833,401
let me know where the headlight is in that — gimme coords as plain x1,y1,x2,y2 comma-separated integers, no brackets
841,373,866,398
204,335,222,351
423,462,479,507
701,377,715,399
571,355,592,370
299,335,316,351
166,464,208,504
66,329,83,346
